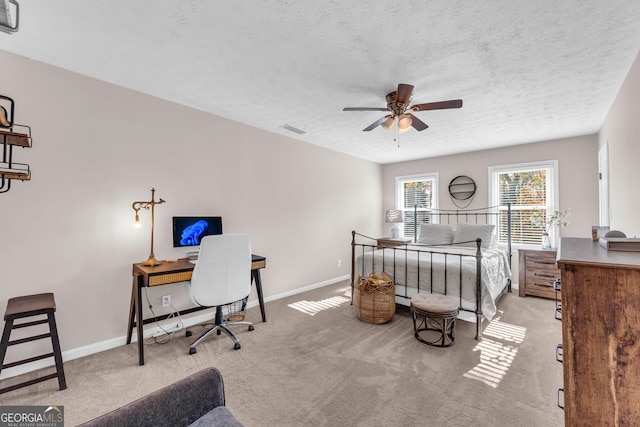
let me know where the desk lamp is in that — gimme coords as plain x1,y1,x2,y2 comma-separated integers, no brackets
132,188,165,266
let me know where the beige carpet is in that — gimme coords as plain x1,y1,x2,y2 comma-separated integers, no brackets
0,281,564,426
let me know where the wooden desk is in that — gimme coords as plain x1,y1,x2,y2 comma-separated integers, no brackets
126,255,266,365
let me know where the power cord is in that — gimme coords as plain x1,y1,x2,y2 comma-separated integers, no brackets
142,288,185,345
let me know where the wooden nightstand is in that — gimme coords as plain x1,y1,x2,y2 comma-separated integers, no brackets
518,248,560,299
376,237,412,249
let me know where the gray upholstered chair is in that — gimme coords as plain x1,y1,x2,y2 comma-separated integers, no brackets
79,368,243,426
185,233,254,354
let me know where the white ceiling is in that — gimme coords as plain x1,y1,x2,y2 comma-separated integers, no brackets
1,1,640,164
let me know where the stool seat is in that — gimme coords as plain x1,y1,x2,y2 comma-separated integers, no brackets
410,293,459,347
4,293,56,320
411,293,458,314
0,292,66,394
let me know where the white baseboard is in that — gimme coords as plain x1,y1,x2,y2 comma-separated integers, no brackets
0,275,350,380
261,274,350,303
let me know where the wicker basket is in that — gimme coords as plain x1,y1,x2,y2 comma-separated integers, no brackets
354,272,395,324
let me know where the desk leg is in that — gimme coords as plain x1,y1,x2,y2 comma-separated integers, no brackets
252,269,266,322
135,276,145,365
126,276,136,345
127,274,145,365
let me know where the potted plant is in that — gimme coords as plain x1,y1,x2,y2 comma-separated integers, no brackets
531,208,571,249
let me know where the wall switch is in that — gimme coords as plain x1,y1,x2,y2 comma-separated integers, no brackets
162,295,171,307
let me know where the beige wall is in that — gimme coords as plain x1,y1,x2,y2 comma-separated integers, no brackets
599,50,640,237
0,50,382,373
382,134,601,281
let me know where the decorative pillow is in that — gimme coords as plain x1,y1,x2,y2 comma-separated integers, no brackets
417,224,454,245
452,223,495,248
489,227,499,249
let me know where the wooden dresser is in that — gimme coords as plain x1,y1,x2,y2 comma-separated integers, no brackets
556,237,640,426
518,248,560,299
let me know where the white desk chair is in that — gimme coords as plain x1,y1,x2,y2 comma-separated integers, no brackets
185,233,254,354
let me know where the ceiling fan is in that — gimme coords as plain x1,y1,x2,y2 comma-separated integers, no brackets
343,83,463,134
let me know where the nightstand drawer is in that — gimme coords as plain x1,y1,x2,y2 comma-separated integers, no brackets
526,269,561,288
519,248,559,299
525,253,557,269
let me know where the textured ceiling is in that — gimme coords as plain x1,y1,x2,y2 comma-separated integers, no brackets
1,1,640,164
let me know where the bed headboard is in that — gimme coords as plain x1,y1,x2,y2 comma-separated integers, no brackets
413,203,512,258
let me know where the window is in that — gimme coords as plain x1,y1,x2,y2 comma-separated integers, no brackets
489,161,558,246
396,173,438,239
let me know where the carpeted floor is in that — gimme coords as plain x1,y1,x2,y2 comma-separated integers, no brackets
0,281,564,426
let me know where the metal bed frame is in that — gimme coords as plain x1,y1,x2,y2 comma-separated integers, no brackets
351,205,512,340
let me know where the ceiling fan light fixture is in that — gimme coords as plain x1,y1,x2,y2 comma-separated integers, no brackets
381,116,395,132
343,83,462,136
398,114,412,131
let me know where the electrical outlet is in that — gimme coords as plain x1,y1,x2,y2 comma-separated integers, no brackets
337,259,342,267
162,295,171,307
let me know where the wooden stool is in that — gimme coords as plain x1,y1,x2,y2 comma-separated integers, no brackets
0,293,66,394
410,293,459,347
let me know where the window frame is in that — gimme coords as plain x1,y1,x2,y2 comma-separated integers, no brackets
395,172,439,240
488,160,559,248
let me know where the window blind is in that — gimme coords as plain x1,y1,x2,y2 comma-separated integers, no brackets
397,176,436,239
495,167,551,245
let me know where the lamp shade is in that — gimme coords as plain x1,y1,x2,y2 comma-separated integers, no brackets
398,114,412,129
381,116,395,132
385,209,404,223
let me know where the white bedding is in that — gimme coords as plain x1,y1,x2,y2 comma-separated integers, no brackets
354,244,511,321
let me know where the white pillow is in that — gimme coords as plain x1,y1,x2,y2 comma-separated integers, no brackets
490,226,501,248
452,223,495,248
418,224,454,245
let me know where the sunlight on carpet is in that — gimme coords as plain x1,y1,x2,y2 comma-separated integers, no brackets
288,295,350,316
483,317,526,344
463,317,527,388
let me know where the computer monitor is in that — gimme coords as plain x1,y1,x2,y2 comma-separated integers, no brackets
172,216,223,248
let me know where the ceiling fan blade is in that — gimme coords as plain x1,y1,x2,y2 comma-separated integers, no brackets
407,113,429,131
396,84,414,106
363,116,389,131
343,107,390,112
411,99,463,111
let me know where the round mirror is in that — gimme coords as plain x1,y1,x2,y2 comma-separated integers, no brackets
448,175,476,206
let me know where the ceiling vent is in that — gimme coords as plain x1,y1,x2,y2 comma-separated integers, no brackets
280,124,306,135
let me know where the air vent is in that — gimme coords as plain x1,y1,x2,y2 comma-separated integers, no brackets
280,124,306,135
